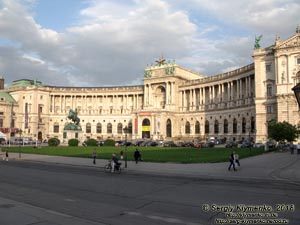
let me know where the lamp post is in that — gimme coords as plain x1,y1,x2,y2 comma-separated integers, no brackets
123,126,128,168
247,126,252,155
18,129,22,158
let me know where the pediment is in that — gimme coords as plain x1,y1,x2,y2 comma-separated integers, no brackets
275,34,300,49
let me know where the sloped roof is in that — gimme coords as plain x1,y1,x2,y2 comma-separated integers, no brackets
0,92,16,103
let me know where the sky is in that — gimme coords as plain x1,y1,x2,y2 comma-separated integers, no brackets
0,0,299,87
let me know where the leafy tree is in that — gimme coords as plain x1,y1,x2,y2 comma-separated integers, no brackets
267,119,299,142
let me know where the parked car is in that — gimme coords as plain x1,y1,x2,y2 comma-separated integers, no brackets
133,140,145,146
253,142,264,148
163,141,177,147
266,140,276,149
225,141,238,148
194,142,204,148
240,141,251,148
145,141,158,146
202,141,215,148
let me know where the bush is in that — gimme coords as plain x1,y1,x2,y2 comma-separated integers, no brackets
0,137,5,144
86,138,98,146
68,139,79,146
48,138,60,147
104,139,115,146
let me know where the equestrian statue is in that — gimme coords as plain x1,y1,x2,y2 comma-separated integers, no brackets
64,108,82,131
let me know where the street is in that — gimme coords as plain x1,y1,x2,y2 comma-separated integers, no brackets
0,160,299,225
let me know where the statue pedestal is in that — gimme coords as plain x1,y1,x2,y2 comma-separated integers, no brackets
63,130,83,144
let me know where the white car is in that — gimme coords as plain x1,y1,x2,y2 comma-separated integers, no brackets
253,142,264,148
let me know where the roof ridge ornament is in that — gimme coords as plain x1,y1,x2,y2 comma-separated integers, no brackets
155,54,165,66
254,34,263,49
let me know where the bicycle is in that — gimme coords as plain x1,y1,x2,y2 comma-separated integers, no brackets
104,160,122,174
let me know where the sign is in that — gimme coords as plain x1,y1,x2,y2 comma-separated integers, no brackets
142,126,150,131
139,112,151,116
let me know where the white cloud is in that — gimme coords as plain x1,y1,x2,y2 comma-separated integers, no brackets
0,0,299,86
22,54,45,65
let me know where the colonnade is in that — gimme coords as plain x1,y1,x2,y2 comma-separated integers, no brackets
50,92,143,115
180,75,254,112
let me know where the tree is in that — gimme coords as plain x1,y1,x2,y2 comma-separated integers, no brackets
267,119,299,142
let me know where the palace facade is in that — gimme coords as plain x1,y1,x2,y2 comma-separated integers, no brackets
1,28,300,144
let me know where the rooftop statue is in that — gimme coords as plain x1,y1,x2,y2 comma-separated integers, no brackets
64,108,82,131
254,35,263,49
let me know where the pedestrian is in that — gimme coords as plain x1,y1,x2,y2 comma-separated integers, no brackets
92,149,97,164
1,147,4,160
297,143,300,155
228,152,236,171
289,142,294,154
4,149,8,161
134,148,141,164
120,150,124,160
111,153,118,172
234,152,240,167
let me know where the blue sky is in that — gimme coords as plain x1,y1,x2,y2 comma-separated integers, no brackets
0,0,299,86
34,0,85,31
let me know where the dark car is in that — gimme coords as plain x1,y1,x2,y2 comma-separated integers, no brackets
202,142,215,148
163,141,177,147
225,141,238,148
133,140,145,146
146,141,158,146
240,141,251,148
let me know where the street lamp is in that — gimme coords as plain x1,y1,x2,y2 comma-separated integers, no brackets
18,129,22,158
123,126,129,168
292,82,300,108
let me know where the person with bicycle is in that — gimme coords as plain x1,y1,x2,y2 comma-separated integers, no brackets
111,153,121,172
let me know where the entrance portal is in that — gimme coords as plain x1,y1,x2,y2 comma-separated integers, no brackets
142,119,150,139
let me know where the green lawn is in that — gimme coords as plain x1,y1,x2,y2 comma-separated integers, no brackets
4,145,269,163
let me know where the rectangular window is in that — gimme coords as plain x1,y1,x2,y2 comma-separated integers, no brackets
267,84,272,97
267,106,273,114
297,58,300,64
54,125,59,133
266,64,271,72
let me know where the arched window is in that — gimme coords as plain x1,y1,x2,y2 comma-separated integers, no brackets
128,121,133,134
53,123,59,133
224,119,228,133
166,119,172,137
107,123,112,134
117,123,123,134
185,121,191,134
242,118,246,133
233,118,237,134
214,120,219,134
86,123,91,133
195,121,200,134
251,117,255,132
96,123,102,133
205,120,209,134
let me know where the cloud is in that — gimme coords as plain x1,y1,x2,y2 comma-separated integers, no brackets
0,0,299,87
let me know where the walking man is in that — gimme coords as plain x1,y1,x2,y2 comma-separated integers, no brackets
228,152,236,171
92,149,97,165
